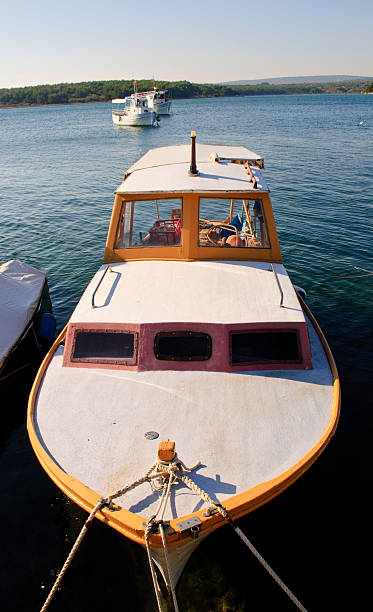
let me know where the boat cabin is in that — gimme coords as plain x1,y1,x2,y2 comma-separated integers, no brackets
112,97,150,113
104,142,282,263
60,139,312,374
153,89,169,101
111,98,128,114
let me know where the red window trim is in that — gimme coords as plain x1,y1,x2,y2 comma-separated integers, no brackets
63,322,140,370
62,321,312,372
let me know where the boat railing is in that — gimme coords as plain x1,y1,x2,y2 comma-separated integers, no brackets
270,263,284,307
92,265,112,309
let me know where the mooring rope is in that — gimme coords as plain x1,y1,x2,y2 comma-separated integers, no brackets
180,473,308,612
143,462,181,612
230,524,307,612
40,455,307,612
39,458,186,612
39,463,160,611
144,519,164,612
40,498,106,612
160,522,179,612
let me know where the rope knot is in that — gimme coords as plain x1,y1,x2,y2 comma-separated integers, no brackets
156,456,180,475
98,497,114,509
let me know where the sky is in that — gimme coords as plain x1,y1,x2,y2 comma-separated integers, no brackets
1,0,372,89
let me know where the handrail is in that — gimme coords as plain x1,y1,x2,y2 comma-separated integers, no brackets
270,263,284,307
91,265,112,309
244,162,258,189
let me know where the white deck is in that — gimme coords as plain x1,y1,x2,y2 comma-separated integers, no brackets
34,316,333,521
70,261,304,326
116,144,266,194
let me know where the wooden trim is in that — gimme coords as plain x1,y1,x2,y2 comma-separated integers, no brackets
129,201,135,247
103,192,283,264
105,194,123,260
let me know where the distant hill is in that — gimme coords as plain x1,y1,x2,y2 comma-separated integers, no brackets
221,75,372,85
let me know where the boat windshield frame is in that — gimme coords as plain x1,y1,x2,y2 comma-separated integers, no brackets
104,191,282,263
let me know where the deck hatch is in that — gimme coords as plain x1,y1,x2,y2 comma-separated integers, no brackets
231,329,301,366
154,331,212,361
71,330,137,365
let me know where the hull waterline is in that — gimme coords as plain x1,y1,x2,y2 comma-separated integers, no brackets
112,113,156,126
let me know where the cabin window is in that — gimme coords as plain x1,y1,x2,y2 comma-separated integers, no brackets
71,330,137,364
115,198,182,249
154,331,212,361
112,100,127,114
199,198,270,248
231,330,301,365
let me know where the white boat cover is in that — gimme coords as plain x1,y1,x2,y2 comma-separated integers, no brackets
0,259,46,367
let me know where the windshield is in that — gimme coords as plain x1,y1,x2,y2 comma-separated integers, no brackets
199,197,270,248
115,198,182,248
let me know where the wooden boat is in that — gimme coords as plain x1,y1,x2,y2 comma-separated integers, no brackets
0,259,55,384
28,134,340,596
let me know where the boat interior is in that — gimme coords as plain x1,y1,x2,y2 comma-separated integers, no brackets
114,197,270,250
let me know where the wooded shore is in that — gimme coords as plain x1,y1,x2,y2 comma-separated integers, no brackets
1,78,372,108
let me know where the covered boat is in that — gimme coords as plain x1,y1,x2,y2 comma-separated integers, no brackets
0,259,55,383
28,135,340,604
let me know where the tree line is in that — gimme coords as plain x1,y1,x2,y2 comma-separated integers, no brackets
0,78,370,108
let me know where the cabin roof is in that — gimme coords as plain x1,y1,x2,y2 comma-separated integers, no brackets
115,143,266,195
70,261,303,326
139,90,168,95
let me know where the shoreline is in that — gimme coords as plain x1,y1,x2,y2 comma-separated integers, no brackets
0,91,368,111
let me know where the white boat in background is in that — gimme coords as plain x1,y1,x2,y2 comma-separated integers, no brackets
29,134,340,608
112,94,158,127
0,259,55,382
142,89,171,115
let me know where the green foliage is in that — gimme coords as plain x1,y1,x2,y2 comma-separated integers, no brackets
0,78,371,108
363,81,373,93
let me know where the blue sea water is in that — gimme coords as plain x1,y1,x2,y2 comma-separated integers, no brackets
0,94,372,611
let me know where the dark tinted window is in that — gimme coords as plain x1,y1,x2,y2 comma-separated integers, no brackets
72,331,135,362
231,330,300,365
154,332,212,361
